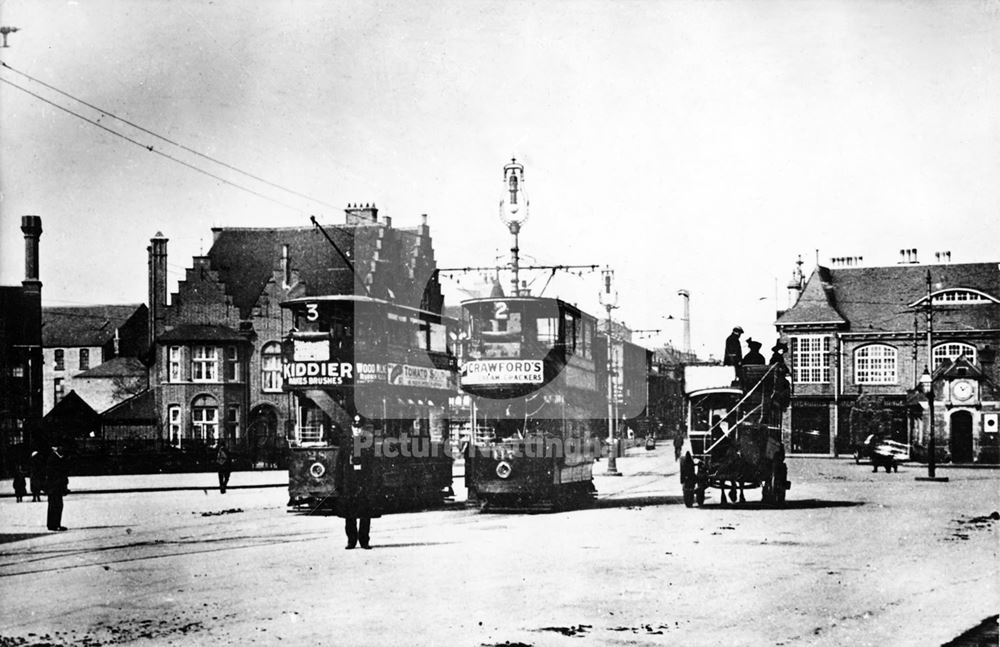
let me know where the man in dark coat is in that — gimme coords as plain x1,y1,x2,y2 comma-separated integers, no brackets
216,442,232,494
742,338,766,365
30,450,44,502
723,326,744,367
335,416,381,550
46,445,69,531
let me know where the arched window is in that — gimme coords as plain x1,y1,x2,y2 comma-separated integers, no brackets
932,342,977,370
192,395,219,442
854,344,897,384
261,342,283,393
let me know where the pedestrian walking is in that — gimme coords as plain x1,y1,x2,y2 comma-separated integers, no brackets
30,450,44,502
673,434,684,461
216,442,232,494
335,415,381,550
46,445,69,531
13,465,27,502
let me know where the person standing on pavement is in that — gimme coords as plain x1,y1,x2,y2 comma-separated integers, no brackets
13,464,27,502
30,450,44,502
216,442,232,494
335,415,381,550
673,434,684,461
45,444,69,531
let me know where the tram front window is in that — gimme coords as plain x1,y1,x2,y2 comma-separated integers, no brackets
296,402,336,446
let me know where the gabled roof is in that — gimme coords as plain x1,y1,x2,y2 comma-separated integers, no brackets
202,221,437,320
777,262,1000,332
42,304,145,347
42,391,101,432
75,356,147,378
775,267,846,326
158,324,245,343
102,389,156,422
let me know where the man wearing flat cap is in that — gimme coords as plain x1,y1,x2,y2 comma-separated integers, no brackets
723,326,744,368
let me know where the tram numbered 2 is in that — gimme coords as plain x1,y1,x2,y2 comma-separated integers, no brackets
458,296,620,511
283,295,456,512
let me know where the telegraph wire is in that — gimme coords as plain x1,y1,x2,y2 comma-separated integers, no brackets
0,60,338,212
0,75,310,214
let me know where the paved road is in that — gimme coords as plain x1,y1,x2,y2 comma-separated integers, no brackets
0,449,997,646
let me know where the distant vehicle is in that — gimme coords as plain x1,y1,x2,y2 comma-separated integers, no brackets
854,435,910,472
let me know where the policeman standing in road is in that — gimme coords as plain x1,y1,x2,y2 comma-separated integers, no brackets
216,441,232,494
46,444,69,531
335,415,381,550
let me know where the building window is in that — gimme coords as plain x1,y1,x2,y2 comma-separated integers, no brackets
855,344,897,384
791,335,831,383
79,348,90,371
168,405,182,447
54,349,65,371
226,405,240,441
932,342,977,370
192,395,219,442
54,377,64,404
261,342,283,393
192,346,219,382
169,346,183,382
226,345,240,382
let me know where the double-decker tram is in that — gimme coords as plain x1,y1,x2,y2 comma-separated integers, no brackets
283,295,456,511
458,296,607,510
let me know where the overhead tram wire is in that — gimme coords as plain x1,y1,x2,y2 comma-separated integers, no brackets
0,75,309,215
0,60,338,213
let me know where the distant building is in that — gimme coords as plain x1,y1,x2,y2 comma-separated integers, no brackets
41,304,148,413
0,216,43,475
776,256,999,462
146,205,442,465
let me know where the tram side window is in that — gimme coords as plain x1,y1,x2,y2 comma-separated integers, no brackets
563,312,578,354
428,322,447,352
537,317,558,344
581,320,592,359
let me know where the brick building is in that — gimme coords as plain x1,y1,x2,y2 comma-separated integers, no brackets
41,304,148,413
0,216,43,475
776,256,999,462
146,205,442,465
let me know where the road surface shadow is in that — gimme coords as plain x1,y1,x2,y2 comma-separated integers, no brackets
0,532,50,544
698,498,863,510
364,542,455,549
590,494,686,509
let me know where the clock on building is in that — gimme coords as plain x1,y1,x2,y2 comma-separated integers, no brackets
951,380,974,402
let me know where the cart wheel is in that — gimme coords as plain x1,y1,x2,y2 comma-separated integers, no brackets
695,487,705,506
683,487,694,508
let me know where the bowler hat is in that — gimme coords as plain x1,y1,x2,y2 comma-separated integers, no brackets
732,326,744,333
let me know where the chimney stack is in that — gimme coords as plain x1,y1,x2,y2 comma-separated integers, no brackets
148,232,168,350
20,215,42,291
677,289,691,355
345,203,378,225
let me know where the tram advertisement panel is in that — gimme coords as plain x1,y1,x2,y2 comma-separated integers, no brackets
282,338,388,387
461,359,544,385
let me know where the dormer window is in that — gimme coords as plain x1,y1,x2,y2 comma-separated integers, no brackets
910,289,998,308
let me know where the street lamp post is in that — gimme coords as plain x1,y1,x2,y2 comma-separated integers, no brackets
499,158,528,297
600,267,621,476
919,367,936,478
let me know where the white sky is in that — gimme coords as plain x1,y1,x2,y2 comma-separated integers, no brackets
1,0,998,359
